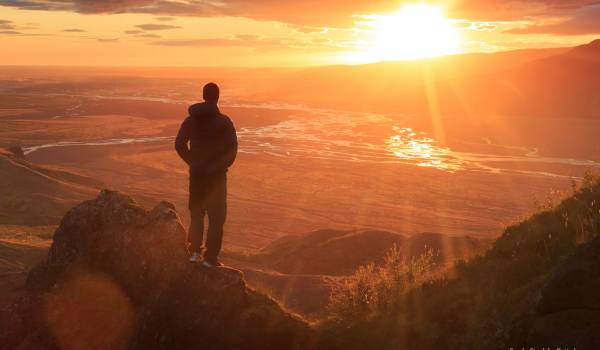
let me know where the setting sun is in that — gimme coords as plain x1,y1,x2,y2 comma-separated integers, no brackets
349,4,461,63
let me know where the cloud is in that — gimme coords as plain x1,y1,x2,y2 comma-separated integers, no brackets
506,4,600,35
0,19,15,30
0,0,154,13
125,30,144,34
0,0,421,26
1,0,600,26
0,19,46,35
63,28,86,32
0,30,22,35
136,33,161,38
451,0,600,21
151,36,284,48
0,29,50,36
150,34,349,53
155,16,176,21
286,24,327,34
463,22,499,32
96,37,120,42
135,23,181,31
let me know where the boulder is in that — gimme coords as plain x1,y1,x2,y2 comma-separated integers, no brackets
1,190,310,350
521,236,600,348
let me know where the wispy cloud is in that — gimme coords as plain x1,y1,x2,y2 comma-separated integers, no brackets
454,0,600,21
1,0,600,29
0,19,47,36
0,30,22,35
135,23,181,31
63,28,86,32
136,33,161,38
0,19,15,30
151,34,349,53
151,37,277,47
155,16,176,21
96,38,120,43
506,4,600,35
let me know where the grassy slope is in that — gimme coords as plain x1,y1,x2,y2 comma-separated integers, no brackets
0,148,102,225
0,237,50,317
319,176,600,349
229,230,491,276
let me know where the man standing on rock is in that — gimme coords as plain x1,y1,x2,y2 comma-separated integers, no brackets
175,82,238,267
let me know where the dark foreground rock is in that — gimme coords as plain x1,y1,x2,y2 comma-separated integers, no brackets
0,190,311,350
509,236,600,349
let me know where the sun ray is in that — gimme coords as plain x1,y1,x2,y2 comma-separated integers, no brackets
423,63,447,145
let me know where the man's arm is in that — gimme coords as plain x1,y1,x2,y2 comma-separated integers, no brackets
175,117,192,165
207,118,238,174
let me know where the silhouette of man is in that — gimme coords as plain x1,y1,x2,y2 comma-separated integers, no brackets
175,82,237,266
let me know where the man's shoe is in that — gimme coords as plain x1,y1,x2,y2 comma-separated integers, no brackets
189,252,202,263
202,258,223,268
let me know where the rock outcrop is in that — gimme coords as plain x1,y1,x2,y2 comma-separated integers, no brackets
0,190,310,350
524,236,600,348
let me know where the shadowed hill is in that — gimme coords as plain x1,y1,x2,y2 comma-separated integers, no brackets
225,230,490,318
0,238,49,316
231,229,490,276
319,176,600,349
0,147,102,225
462,38,600,119
0,190,310,350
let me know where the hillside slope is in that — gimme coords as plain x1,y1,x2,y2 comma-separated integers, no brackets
223,229,490,318
459,38,600,119
0,190,310,350
232,229,490,276
0,147,102,225
2,180,600,348
320,176,600,349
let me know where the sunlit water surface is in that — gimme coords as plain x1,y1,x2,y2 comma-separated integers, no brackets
21,98,600,179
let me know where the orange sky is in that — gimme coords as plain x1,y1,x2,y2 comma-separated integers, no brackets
1,0,599,66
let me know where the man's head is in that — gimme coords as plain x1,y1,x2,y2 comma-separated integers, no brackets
203,82,220,104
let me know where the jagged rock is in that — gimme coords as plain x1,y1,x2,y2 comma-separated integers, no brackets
524,236,600,348
537,236,600,313
1,190,311,350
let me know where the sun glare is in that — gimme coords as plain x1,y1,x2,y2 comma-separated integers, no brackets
348,4,461,63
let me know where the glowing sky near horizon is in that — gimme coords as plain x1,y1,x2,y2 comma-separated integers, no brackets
1,1,599,66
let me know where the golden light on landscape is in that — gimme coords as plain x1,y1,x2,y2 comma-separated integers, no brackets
348,4,461,63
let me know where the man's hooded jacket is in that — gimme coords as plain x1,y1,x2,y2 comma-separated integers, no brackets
175,102,238,175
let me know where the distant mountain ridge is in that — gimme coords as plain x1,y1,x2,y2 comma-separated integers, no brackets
491,38,600,119
266,39,600,119
569,38,600,59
